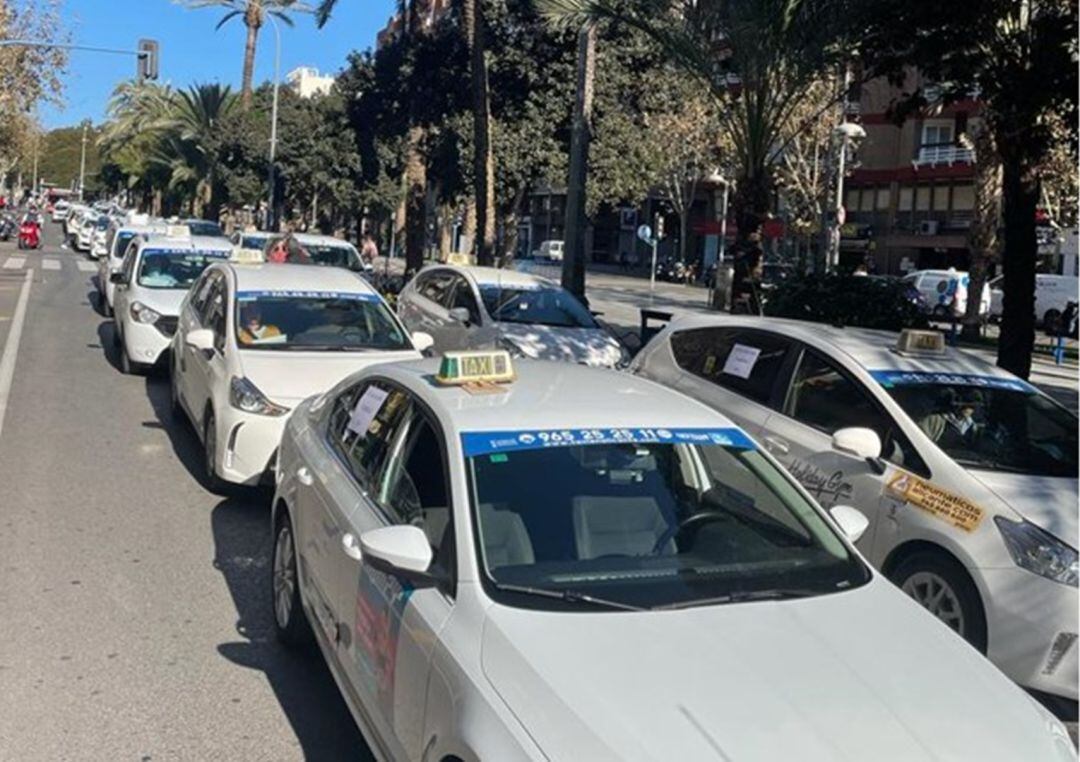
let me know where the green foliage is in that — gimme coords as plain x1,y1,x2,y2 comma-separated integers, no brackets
20,124,104,193
765,274,930,331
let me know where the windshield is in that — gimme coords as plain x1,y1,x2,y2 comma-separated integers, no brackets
137,250,226,289
479,285,596,328
96,216,109,231
466,429,868,610
235,290,410,351
304,244,362,270
874,371,1078,477
186,220,223,237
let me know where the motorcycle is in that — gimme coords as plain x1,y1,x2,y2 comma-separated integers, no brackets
17,219,41,249
0,215,16,242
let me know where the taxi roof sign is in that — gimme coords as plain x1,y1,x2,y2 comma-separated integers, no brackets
230,246,265,264
164,224,192,239
436,350,515,386
895,329,947,356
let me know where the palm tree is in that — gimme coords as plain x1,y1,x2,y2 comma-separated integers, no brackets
539,0,846,247
317,0,497,266
160,84,240,216
178,1,311,110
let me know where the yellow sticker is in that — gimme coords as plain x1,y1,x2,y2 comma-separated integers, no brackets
703,355,717,374
886,473,984,532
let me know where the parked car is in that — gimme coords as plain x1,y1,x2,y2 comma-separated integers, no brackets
397,265,628,367
902,269,991,319
534,239,564,261
989,273,1080,332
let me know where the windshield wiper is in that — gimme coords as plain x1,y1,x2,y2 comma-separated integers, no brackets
491,582,645,611
655,588,819,611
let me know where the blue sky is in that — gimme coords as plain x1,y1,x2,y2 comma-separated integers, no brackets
41,0,394,129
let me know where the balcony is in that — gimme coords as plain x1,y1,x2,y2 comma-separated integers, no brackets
913,144,976,167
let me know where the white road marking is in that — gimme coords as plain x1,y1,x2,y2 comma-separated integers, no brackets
76,261,97,273
3,257,26,269
0,269,33,440
42,259,61,271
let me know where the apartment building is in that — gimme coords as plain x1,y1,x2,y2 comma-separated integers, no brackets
286,67,335,98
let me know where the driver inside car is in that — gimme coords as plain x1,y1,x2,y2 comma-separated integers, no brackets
238,303,283,344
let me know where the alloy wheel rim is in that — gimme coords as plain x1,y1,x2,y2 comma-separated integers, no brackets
273,525,296,628
902,571,965,635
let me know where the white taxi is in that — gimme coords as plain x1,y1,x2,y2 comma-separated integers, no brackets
97,221,172,317
112,236,232,374
170,262,431,490
633,315,1079,710
270,351,1074,761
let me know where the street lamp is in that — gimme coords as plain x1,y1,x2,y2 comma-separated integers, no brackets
827,121,866,270
265,12,282,232
77,120,90,201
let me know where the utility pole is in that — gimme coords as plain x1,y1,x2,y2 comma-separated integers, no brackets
78,121,89,201
30,130,39,195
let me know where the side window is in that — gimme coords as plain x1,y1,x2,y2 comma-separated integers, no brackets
330,382,413,493
380,411,452,556
419,272,455,307
122,246,139,281
669,327,793,407
787,350,928,474
449,277,481,323
190,271,217,321
204,277,227,352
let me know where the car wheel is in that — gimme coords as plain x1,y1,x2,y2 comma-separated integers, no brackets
102,295,112,318
892,551,987,653
119,338,143,376
272,512,313,648
931,305,950,319
169,360,183,419
203,411,227,494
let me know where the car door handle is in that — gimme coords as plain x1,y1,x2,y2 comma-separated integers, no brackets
341,533,363,562
763,436,790,455
296,466,314,487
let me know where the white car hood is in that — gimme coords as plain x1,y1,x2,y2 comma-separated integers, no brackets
239,349,420,405
481,579,1069,762
136,289,187,317
497,324,623,368
968,470,1079,546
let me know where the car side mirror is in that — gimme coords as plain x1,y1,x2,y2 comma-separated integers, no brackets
185,328,215,353
832,427,886,475
411,331,434,353
829,505,870,544
359,525,436,586
110,272,128,285
448,306,471,325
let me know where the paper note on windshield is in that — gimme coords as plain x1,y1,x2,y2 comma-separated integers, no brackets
722,344,761,379
347,387,389,436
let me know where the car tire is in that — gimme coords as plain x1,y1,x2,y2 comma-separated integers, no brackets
202,411,227,495
891,551,988,653
169,361,183,419
272,512,313,649
119,338,143,376
102,295,112,318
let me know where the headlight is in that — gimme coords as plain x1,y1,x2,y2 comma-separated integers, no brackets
130,301,161,324
995,517,1078,586
229,376,289,417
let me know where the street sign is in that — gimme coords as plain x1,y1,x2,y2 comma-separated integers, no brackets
637,224,653,244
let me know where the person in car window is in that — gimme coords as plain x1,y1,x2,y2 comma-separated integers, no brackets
238,304,283,344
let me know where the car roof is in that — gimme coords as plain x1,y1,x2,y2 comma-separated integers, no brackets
284,233,356,248
430,265,553,289
223,262,378,294
662,314,1017,380
376,358,738,433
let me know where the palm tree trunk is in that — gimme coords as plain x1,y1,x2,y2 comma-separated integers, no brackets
996,144,1039,380
962,127,1001,340
241,3,262,111
561,24,596,301
404,125,427,274
463,0,496,266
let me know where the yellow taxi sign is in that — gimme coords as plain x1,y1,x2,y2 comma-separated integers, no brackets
230,246,265,264
896,329,946,355
165,224,192,239
436,350,515,386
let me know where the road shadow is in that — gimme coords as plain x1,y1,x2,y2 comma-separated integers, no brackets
140,368,221,494
95,319,124,373
210,495,371,759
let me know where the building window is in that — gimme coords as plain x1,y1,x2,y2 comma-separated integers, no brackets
933,184,950,211
859,188,874,212
951,185,975,211
898,187,914,211
922,123,953,146
915,186,931,211
875,188,891,210
846,189,860,211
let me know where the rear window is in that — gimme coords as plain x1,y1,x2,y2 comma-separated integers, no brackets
669,328,792,406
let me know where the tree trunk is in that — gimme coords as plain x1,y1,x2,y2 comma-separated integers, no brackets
996,149,1039,379
241,6,261,111
404,125,427,274
962,127,1001,340
561,24,596,301
732,170,770,250
463,0,496,266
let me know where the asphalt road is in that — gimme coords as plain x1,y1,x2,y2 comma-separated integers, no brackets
0,222,371,760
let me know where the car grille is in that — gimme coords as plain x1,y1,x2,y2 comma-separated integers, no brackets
155,316,178,338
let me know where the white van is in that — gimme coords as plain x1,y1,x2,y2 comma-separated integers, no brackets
989,273,1079,327
902,269,990,319
535,239,564,261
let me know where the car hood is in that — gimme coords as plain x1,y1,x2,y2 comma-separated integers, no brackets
136,289,187,317
480,579,1069,762
968,469,1079,546
497,324,623,368
238,349,420,405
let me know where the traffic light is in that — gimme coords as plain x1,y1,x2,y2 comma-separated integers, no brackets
137,39,159,81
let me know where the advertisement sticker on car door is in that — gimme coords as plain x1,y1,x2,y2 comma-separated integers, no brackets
885,471,984,532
